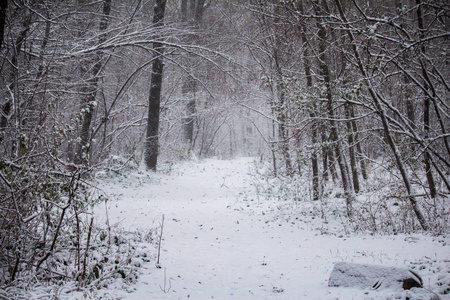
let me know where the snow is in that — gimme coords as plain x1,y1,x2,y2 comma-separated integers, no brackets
75,157,449,299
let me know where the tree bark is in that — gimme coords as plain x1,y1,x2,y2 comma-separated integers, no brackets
145,0,167,171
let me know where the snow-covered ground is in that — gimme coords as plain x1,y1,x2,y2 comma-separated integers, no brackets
76,157,449,299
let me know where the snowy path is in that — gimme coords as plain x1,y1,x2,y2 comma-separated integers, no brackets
93,158,449,300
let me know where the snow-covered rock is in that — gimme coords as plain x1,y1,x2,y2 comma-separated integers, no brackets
328,262,422,290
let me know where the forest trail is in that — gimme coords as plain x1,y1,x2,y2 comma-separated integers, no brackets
93,158,449,300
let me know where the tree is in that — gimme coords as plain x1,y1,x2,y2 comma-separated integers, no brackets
249,1,296,177
181,0,207,149
312,0,355,217
298,0,320,200
74,0,112,165
145,0,168,170
335,0,430,230
0,2,32,131
415,0,437,200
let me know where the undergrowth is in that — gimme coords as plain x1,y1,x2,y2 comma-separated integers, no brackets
0,155,158,299
250,158,449,235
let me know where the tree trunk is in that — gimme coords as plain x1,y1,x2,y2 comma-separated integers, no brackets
0,6,31,130
181,0,188,22
321,131,334,183
298,0,320,200
274,64,292,176
416,0,437,199
424,96,437,199
322,140,329,181
181,0,206,149
145,0,167,171
272,4,292,177
346,102,360,193
75,0,111,165
182,78,196,146
350,105,368,180
404,73,416,129
395,0,416,131
271,116,278,177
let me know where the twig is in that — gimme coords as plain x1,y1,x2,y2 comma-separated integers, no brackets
10,252,20,282
159,267,171,293
156,214,164,268
82,217,94,284
36,203,70,271
104,198,112,256
36,172,80,271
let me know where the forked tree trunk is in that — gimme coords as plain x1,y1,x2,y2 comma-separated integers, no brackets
145,0,167,170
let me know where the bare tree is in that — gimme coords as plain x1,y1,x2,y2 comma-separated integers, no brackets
298,0,320,200
335,0,430,230
180,0,208,150
145,0,167,170
313,0,355,217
